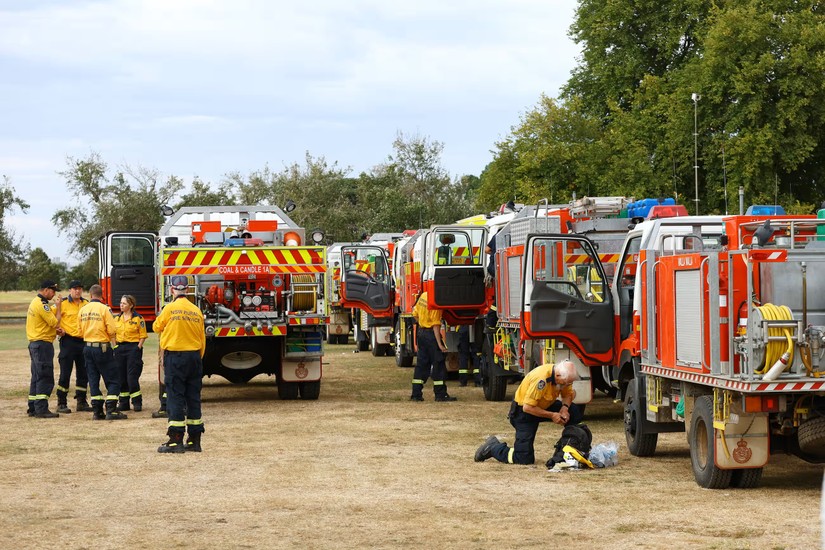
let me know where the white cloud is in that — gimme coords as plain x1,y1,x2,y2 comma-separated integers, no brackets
0,0,580,263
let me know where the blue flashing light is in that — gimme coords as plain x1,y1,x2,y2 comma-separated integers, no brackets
746,205,786,216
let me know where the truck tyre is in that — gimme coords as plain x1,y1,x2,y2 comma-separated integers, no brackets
798,416,825,456
370,330,390,357
624,378,658,457
298,381,321,400
689,395,733,489
729,467,763,489
395,320,414,368
481,338,507,401
278,381,299,400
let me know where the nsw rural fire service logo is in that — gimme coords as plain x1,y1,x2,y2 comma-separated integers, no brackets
295,362,308,379
732,439,753,464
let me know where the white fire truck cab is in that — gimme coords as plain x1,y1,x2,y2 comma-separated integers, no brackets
99,206,328,400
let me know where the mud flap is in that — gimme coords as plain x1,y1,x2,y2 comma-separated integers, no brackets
281,358,322,382
714,406,769,469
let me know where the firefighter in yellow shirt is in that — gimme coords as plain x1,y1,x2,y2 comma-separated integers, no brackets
410,291,456,402
474,359,582,464
154,275,206,453
26,280,63,418
56,280,91,413
79,284,126,420
114,294,148,412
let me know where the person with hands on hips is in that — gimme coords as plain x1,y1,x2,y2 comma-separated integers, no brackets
114,294,148,412
474,359,582,464
409,291,456,402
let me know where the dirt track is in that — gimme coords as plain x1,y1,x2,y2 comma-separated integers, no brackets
0,335,822,549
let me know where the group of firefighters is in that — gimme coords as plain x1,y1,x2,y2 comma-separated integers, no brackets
25,276,207,454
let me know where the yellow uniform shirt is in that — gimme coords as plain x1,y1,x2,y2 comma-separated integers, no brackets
412,291,442,329
59,296,88,338
115,313,148,343
26,295,58,342
514,363,575,409
153,296,205,357
79,300,117,343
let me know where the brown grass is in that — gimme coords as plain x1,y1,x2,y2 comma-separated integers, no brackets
0,336,821,549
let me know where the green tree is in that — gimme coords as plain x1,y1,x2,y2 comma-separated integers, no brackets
362,132,473,231
20,248,64,291
487,0,825,214
53,153,184,256
0,176,30,290
175,177,237,209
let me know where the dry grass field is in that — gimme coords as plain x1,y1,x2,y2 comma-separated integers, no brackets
0,317,822,549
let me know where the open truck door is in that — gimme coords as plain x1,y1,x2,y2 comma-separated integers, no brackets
522,234,615,366
423,225,488,310
339,245,393,316
98,231,158,324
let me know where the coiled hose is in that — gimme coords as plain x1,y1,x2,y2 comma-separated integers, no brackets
754,303,794,375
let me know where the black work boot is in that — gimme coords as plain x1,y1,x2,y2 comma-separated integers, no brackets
56,390,71,414
76,395,93,412
105,400,127,420
474,435,502,462
434,394,457,402
132,397,142,412
185,432,202,453
158,431,185,454
34,409,60,418
91,401,106,420
152,403,167,418
117,396,131,412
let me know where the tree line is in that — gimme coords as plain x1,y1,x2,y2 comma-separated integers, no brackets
2,0,823,289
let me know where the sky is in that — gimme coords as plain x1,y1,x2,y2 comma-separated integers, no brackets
0,0,580,265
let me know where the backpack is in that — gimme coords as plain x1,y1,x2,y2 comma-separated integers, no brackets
546,424,593,469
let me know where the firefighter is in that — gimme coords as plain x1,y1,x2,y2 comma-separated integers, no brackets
26,280,63,418
79,284,126,420
457,324,482,387
410,291,457,402
474,359,582,464
114,294,147,412
55,280,91,413
154,275,206,453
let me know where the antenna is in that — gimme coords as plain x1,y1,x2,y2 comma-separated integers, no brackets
722,144,728,215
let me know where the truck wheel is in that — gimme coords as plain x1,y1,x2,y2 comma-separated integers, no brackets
485,374,508,401
299,381,320,400
278,381,299,400
624,378,658,457
689,395,732,489
395,320,414,368
370,329,390,356
729,468,763,489
798,416,825,456
481,337,508,401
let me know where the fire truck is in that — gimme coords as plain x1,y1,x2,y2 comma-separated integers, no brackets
98,206,328,400
326,233,404,354
481,196,652,402
336,225,490,367
518,211,825,487
326,242,355,345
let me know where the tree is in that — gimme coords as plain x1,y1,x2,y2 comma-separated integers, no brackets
0,176,30,290
175,177,237,209
53,153,184,257
486,1,825,214
20,248,64,291
362,132,473,230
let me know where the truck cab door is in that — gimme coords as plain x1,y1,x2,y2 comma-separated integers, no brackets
339,245,394,316
98,231,158,321
522,234,615,365
423,225,489,309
